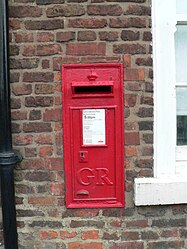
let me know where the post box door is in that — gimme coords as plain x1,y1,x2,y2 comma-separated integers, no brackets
62,63,124,208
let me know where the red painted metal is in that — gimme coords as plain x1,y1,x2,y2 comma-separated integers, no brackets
62,63,124,208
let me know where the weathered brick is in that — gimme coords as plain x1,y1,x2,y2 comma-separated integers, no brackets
87,4,123,16
14,135,33,146
141,230,159,240
125,146,137,157
17,209,44,217
50,183,64,195
124,4,151,16
29,220,62,228
42,59,50,69
36,0,64,4
121,30,140,41
99,31,118,41
25,19,64,30
25,171,54,181
10,72,20,83
43,109,61,122
9,19,21,30
125,94,137,107
46,5,85,17
66,42,106,55
23,122,52,133
9,45,20,56
78,31,97,41
11,111,27,120
56,31,75,42
82,230,99,240
23,44,62,56
110,241,143,249
110,17,146,28
68,18,107,28
39,230,58,240
35,84,54,94
25,96,54,107
114,44,146,55
28,196,55,206
127,68,145,81
122,231,140,240
136,57,152,66
37,32,54,42
14,32,34,43
60,231,77,239
70,220,104,228
10,58,39,69
143,31,152,41
68,242,102,249
29,109,42,120
147,240,184,249
39,146,54,157
103,232,119,240
12,84,32,96
9,6,42,18
137,107,153,118
152,218,186,228
139,121,153,131
125,132,140,145
23,72,54,82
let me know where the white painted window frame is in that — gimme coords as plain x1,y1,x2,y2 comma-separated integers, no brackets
134,0,187,206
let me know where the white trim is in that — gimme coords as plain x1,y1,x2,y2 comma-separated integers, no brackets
133,0,187,206
152,0,176,176
135,176,187,206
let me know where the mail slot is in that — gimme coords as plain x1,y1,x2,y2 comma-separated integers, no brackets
62,63,125,208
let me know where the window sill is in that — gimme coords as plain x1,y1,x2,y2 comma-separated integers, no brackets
134,176,187,206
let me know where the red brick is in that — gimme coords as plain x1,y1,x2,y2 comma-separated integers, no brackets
68,18,107,28
46,5,85,17
125,94,137,107
35,134,53,145
99,31,118,41
87,4,122,16
37,32,54,42
43,109,61,122
28,196,55,205
125,132,140,145
23,72,54,82
82,230,99,240
78,31,97,41
14,135,33,146
11,111,27,120
125,146,137,157
125,68,145,81
68,242,102,249
9,19,21,30
12,83,32,96
110,17,146,28
9,6,42,18
110,242,143,249
126,219,149,228
39,146,53,157
60,231,77,239
50,183,64,196
25,19,64,30
56,31,75,42
45,158,63,171
66,42,106,55
39,230,58,240
14,32,33,43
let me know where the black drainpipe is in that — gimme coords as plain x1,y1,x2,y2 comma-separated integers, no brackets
0,0,22,248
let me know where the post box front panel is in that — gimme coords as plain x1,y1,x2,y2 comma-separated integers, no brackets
62,64,124,208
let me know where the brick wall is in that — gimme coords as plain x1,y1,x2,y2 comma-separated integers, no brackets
5,0,187,248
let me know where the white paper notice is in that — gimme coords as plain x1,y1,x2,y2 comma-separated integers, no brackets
82,109,106,145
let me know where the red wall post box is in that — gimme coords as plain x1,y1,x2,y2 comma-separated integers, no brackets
62,63,124,208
